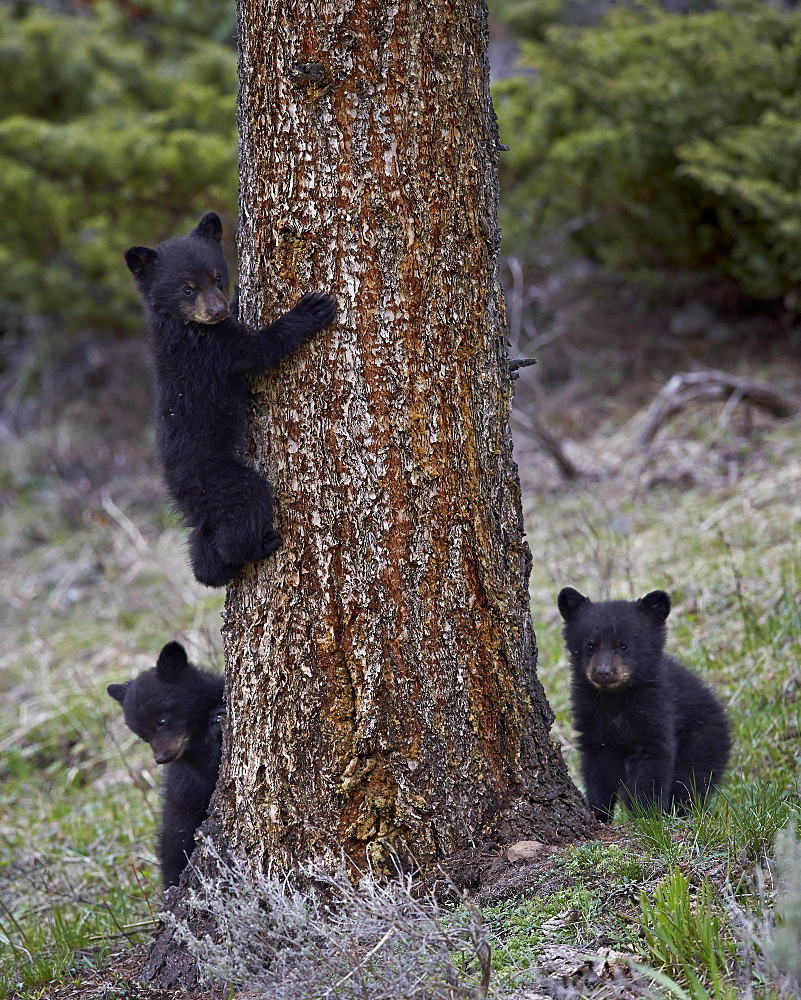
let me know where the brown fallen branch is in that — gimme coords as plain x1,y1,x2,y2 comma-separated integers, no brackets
634,370,798,450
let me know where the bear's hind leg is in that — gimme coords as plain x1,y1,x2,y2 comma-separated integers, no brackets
212,469,280,569
670,705,730,811
188,524,241,587
670,761,717,813
620,749,674,814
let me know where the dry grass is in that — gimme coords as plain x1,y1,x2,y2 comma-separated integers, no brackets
170,840,492,1000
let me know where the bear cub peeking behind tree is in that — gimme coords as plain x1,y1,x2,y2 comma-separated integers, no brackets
558,587,730,823
108,642,224,889
125,212,336,587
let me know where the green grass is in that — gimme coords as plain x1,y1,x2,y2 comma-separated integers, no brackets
0,460,224,995
639,869,738,1000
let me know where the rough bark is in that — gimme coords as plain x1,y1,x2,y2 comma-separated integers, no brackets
141,0,595,987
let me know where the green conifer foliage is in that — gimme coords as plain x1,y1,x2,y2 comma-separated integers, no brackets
0,1,237,332
494,2,801,300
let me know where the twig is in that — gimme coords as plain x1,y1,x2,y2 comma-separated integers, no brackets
330,926,396,992
512,410,581,480
509,357,538,380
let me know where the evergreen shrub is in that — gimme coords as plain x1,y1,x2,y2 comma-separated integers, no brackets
0,1,237,333
494,1,801,300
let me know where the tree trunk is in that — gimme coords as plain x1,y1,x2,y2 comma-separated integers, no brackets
141,0,595,987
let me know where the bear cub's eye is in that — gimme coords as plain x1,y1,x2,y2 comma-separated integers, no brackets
157,717,167,729
214,276,224,288
586,642,594,652
183,286,194,297
619,643,628,652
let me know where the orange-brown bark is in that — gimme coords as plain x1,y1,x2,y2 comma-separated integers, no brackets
142,0,594,986
219,0,593,873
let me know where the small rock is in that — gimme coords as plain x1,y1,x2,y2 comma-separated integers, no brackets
506,840,545,862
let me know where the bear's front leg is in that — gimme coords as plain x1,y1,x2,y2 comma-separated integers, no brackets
160,799,202,889
580,744,626,823
238,292,337,375
620,748,675,814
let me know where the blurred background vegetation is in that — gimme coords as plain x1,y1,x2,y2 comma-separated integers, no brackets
0,0,238,336
2,0,801,339
494,0,801,304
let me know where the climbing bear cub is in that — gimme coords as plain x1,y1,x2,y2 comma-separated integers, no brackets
125,212,336,587
107,642,224,889
558,588,730,823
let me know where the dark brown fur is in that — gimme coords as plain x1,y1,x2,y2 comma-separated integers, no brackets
125,212,336,586
558,587,731,822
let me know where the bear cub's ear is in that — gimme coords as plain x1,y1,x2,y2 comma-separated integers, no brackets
638,590,671,624
107,681,131,703
194,212,223,243
156,641,190,682
558,586,590,621
125,246,158,278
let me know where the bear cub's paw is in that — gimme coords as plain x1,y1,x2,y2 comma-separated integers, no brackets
258,530,282,560
289,291,338,331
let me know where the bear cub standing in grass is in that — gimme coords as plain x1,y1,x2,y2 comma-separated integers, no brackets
108,642,224,889
558,587,730,823
125,212,336,587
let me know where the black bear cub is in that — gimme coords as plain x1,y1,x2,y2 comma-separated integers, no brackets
125,212,337,587
108,642,224,889
558,587,730,823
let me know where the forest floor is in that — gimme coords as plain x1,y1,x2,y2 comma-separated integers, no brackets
1,276,800,998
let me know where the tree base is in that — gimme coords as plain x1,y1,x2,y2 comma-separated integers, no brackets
140,780,597,991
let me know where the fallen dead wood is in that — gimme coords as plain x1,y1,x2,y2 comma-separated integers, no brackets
633,370,798,450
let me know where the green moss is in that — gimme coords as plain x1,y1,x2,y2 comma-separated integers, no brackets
485,887,597,979
557,841,651,881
